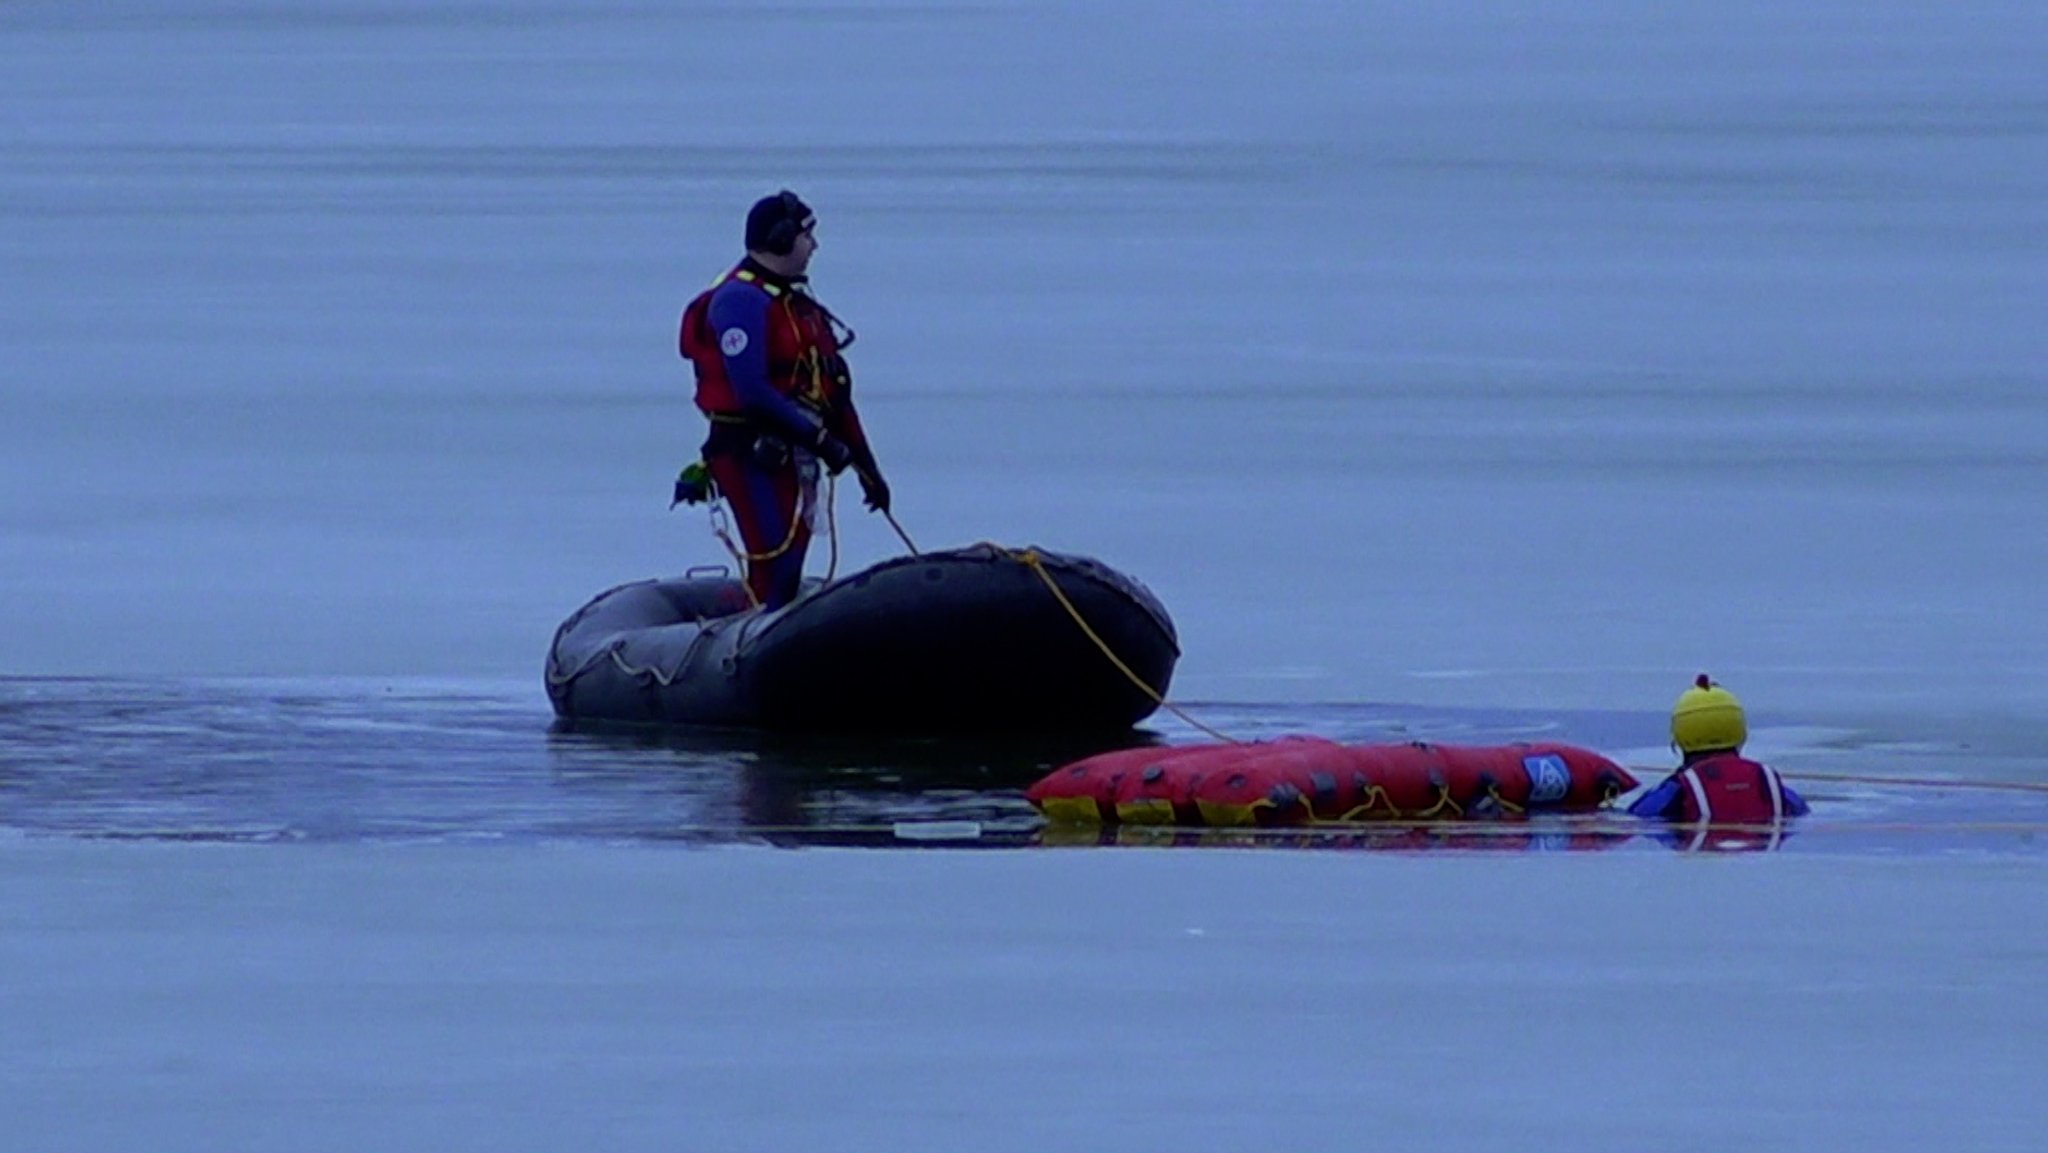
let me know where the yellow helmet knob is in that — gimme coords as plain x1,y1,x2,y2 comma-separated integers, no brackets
1671,673,1747,754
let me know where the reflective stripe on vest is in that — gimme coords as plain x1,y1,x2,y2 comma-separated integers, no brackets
729,267,783,297
1682,769,1715,823
1677,755,1786,828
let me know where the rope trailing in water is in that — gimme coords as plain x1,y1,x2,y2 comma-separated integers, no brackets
1005,545,1241,744
687,496,2048,804
1627,765,2048,796
710,503,2048,802
1776,770,2048,796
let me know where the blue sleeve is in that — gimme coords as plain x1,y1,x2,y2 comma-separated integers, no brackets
706,283,821,444
1781,782,1810,817
1627,777,1682,820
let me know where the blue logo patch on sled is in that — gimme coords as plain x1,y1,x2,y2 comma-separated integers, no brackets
1523,754,1570,806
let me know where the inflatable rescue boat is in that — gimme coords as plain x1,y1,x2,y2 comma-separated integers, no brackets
1028,737,1637,826
546,543,1179,732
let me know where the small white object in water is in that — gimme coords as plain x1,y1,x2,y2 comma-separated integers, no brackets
892,820,984,842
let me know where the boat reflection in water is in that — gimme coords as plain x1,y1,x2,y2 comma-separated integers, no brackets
543,717,1141,846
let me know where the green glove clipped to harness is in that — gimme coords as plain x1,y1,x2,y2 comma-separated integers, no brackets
671,460,714,508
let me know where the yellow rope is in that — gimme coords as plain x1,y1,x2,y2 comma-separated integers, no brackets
1412,780,1465,820
1627,765,2048,798
1006,546,1240,744
697,505,2048,811
1485,781,1527,816
705,507,759,608
705,471,816,609
1335,784,1398,821
1778,770,2048,796
715,494,805,564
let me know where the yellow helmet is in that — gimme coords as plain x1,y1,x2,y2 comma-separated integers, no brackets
1671,674,1746,754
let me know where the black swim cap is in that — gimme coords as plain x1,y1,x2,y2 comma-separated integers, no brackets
745,190,816,256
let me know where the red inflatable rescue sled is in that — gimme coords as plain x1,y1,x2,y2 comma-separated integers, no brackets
1027,739,1637,827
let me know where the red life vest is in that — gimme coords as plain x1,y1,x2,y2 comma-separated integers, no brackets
1671,753,1792,825
679,265,849,420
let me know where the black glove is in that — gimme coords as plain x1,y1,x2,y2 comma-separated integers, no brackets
811,429,854,474
858,469,891,514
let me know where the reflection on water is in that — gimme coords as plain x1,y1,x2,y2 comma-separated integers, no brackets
0,677,2042,856
1035,819,1798,855
543,716,1151,844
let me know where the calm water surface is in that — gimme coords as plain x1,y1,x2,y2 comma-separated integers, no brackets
3,2,2045,854
2,676,2042,855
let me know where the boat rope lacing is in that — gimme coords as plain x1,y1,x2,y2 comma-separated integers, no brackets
1335,784,1398,821
604,625,714,687
1411,778,1464,821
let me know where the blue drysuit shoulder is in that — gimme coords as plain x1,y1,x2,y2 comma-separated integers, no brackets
705,278,816,441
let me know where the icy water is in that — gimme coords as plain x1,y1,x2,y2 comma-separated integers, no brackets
4,5,2048,1147
4,675,2045,855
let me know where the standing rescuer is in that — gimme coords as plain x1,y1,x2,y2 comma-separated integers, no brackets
1629,674,1810,825
678,190,889,610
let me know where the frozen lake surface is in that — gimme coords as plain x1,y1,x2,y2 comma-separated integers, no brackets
5,841,2045,1152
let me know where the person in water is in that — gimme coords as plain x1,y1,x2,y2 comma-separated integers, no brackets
1629,675,1809,826
678,190,889,609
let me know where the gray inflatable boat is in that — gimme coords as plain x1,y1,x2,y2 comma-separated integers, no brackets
544,544,1179,733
